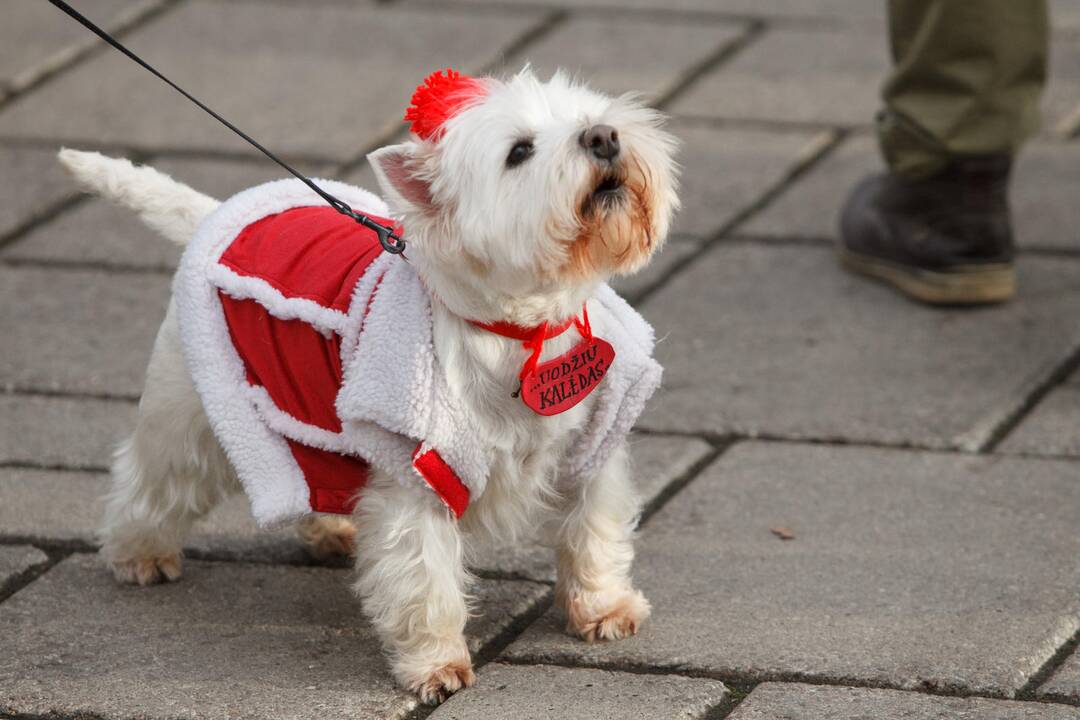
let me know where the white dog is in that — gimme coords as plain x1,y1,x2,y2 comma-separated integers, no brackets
59,67,679,704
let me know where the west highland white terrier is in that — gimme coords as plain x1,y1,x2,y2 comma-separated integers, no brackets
58,66,679,703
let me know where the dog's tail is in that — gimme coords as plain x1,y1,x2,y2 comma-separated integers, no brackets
57,149,219,247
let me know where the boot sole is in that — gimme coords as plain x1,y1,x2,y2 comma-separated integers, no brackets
837,247,1015,305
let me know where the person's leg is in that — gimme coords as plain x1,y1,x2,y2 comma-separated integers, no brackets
881,0,1048,179
838,0,1048,304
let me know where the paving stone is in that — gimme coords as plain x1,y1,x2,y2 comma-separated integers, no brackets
671,124,824,238
0,145,80,241
0,469,109,546
0,554,549,719
670,23,1077,133
503,442,1080,696
1038,649,1080,704
998,385,1080,457
0,1,545,158
0,545,48,590
743,136,1080,252
0,394,134,469
420,0,886,24
0,0,147,94
611,236,701,300
1055,0,1080,34
0,266,170,396
468,434,715,581
1046,36,1080,136
728,683,1080,719
636,243,1080,450
0,468,308,563
430,663,728,720
669,26,889,126
492,14,744,102
741,133,876,241
3,155,330,270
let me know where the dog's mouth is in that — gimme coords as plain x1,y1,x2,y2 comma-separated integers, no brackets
583,173,625,213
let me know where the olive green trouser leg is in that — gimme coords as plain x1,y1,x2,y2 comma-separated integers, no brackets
878,0,1049,179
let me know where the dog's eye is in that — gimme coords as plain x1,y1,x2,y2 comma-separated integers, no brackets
506,140,534,168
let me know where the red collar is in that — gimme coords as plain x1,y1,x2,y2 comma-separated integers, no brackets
468,312,577,342
468,303,595,384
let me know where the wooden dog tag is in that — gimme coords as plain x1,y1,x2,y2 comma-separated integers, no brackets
520,337,615,416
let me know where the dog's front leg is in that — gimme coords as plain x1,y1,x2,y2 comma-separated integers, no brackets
555,443,651,642
352,471,474,704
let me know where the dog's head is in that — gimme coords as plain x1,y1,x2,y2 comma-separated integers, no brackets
368,67,680,322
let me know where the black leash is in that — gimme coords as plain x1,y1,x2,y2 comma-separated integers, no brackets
47,0,406,255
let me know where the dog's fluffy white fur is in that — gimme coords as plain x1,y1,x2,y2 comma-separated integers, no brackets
58,67,679,704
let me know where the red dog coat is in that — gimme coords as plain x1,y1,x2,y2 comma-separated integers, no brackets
176,179,662,527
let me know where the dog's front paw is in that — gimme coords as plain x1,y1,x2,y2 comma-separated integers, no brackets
109,554,183,586
561,587,651,643
407,659,476,705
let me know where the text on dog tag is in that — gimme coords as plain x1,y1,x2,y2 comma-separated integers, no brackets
520,337,615,416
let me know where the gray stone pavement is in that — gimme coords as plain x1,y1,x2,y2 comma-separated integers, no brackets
1,1,1078,719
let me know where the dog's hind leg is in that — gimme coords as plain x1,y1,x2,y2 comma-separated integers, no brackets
352,472,475,704
296,514,357,560
99,302,239,585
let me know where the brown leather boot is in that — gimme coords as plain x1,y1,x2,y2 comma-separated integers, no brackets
837,156,1015,305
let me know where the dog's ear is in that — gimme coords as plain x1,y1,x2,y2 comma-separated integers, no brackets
367,143,435,217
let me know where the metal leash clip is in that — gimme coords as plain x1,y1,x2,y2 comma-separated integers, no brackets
328,199,407,255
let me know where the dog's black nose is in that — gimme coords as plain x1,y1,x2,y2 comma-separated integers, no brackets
581,124,620,161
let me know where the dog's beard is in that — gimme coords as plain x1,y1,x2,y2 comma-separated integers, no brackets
559,151,660,280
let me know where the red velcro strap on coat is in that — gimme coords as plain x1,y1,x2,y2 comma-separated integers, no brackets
412,445,470,519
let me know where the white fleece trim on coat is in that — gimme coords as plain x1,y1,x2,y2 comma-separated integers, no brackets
208,263,349,338
243,384,350,454
176,178,388,527
560,285,663,484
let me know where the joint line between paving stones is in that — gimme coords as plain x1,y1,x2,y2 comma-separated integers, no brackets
1,256,176,276
728,231,1080,262
631,426,1046,459
0,460,109,475
0,194,90,254
496,655,1080,709
0,135,342,168
1017,622,1080,704
638,436,732,527
0,147,153,254
976,338,1080,453
0,0,184,114
0,547,70,606
628,128,849,307
0,536,98,556
0,387,140,403
402,0,880,32
401,586,556,720
669,112,867,136
652,19,767,111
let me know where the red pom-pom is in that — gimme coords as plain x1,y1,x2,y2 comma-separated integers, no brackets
404,69,487,141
